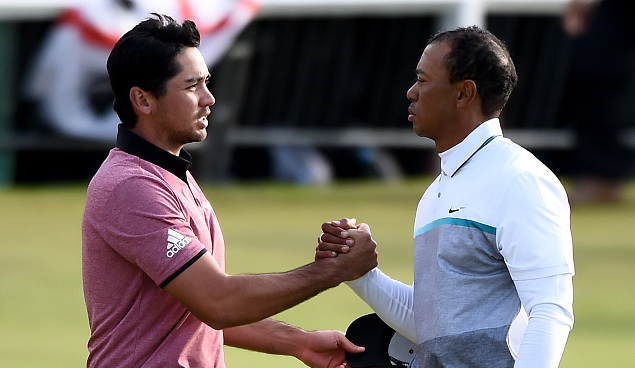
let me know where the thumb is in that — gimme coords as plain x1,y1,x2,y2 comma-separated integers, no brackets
333,218,358,230
355,223,370,233
348,223,372,240
338,335,365,354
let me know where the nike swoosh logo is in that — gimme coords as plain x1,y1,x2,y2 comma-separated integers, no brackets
449,207,463,213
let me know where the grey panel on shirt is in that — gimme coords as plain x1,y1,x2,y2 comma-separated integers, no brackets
413,326,515,368
413,220,521,365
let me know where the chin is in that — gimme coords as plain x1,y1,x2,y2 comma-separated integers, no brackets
412,126,427,138
196,132,208,142
187,131,207,144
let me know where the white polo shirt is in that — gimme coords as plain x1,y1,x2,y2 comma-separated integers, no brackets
410,118,574,366
347,118,574,368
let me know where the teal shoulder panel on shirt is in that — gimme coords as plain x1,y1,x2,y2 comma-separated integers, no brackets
414,217,496,238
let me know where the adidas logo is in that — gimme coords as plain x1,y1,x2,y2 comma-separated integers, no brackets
166,229,192,258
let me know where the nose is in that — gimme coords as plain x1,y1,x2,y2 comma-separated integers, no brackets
406,83,417,102
201,85,216,107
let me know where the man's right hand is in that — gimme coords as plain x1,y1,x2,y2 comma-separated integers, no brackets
317,221,377,281
316,218,359,260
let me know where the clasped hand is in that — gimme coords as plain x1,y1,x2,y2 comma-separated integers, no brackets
316,219,376,271
315,218,377,281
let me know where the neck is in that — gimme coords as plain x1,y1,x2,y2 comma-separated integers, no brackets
435,116,485,153
129,125,182,156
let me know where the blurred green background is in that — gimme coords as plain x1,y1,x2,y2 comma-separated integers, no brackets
0,177,633,367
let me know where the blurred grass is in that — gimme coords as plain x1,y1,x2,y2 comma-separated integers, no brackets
0,177,633,367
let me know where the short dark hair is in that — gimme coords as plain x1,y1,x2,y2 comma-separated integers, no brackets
428,26,518,119
107,13,201,128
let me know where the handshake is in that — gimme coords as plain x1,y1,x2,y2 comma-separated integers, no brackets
314,218,378,282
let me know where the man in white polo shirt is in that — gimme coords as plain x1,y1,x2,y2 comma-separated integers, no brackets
318,26,574,367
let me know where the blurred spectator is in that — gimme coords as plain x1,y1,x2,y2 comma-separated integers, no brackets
23,0,258,141
271,146,334,185
560,0,635,203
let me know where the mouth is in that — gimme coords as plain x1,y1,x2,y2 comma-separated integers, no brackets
196,110,210,127
407,107,416,121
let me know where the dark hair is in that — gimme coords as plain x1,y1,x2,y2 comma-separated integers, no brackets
107,13,201,128
428,26,518,119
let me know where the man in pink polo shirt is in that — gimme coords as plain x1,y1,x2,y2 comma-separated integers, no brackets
82,13,378,368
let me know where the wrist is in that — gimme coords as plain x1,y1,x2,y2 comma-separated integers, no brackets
312,257,349,288
345,267,374,287
291,329,312,360
264,319,310,357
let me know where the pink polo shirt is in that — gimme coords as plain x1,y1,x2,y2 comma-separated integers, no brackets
82,145,225,367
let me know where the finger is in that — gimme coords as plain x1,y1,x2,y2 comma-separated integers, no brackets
315,249,338,260
321,222,351,239
320,232,354,246
331,218,357,230
317,242,350,255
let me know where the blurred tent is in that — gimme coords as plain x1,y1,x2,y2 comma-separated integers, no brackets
23,0,259,141
3,0,633,185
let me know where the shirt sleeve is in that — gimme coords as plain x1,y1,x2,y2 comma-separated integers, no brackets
496,170,575,366
345,268,418,343
513,274,574,368
100,174,207,285
497,171,575,281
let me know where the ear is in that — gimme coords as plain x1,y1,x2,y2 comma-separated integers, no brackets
455,80,478,108
129,86,153,116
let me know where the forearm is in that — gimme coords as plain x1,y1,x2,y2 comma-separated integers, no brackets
224,317,365,368
166,255,348,330
217,262,343,328
224,318,307,357
165,226,377,330
514,274,574,367
346,268,417,342
514,303,572,368
210,227,377,328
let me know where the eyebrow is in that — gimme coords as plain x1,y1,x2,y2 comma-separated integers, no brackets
415,68,429,77
184,75,210,84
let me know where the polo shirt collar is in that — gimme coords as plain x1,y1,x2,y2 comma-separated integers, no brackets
116,124,192,182
438,118,502,177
